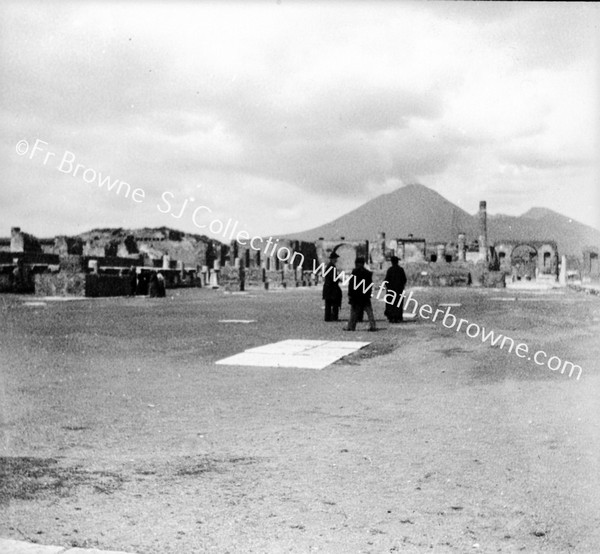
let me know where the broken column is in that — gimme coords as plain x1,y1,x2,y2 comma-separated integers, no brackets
559,255,567,286
478,201,488,262
10,227,24,253
436,244,445,263
209,259,220,288
457,233,466,261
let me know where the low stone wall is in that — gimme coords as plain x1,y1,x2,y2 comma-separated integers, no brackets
210,261,507,291
86,274,132,297
35,272,86,297
370,262,476,288
35,272,134,297
219,266,242,291
244,268,263,289
0,272,13,293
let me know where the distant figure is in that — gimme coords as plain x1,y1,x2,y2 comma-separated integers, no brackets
322,252,342,321
136,271,148,295
148,272,159,298
345,257,377,332
157,272,166,297
129,266,137,296
383,256,407,323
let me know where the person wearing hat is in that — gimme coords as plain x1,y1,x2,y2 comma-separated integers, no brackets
345,256,377,331
383,255,407,323
322,252,342,321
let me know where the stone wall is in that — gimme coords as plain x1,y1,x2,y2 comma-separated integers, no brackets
219,266,242,291
85,274,132,297
35,272,86,297
35,272,134,297
0,271,12,293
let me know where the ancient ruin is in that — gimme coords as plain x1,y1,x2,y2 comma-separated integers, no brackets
1,198,597,296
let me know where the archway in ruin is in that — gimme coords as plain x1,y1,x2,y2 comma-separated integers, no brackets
510,244,538,280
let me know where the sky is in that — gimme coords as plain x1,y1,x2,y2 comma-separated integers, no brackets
1,1,599,240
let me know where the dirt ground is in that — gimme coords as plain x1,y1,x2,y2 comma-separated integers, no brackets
0,286,599,553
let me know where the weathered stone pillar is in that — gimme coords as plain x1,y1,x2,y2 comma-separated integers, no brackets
162,255,170,269
559,255,567,286
209,260,220,288
478,201,488,262
437,244,445,263
10,227,24,253
457,233,466,261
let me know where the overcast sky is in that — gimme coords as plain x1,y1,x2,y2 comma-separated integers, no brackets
1,1,599,239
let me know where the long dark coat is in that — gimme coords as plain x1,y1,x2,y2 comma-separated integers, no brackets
384,265,407,294
347,266,373,307
322,262,342,306
383,264,407,320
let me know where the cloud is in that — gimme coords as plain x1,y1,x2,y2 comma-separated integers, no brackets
1,1,598,237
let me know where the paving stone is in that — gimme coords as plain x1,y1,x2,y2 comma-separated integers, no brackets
216,339,370,369
0,539,136,554
0,538,65,554
61,548,133,554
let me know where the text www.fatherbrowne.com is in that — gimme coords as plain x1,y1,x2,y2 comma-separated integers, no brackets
312,260,583,380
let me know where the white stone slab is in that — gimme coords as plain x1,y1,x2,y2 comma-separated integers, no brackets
490,297,517,301
438,303,461,307
64,548,136,554
23,302,47,307
318,341,370,350
218,319,257,323
404,312,417,320
247,344,314,355
278,339,329,348
39,296,87,301
0,538,64,554
216,340,370,369
215,352,334,369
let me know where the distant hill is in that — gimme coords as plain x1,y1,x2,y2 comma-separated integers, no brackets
286,184,600,256
288,184,478,242
487,210,600,256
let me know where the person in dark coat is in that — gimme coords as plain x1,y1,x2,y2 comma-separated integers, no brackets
322,252,342,321
148,272,159,298
129,266,137,296
345,257,377,331
383,256,407,323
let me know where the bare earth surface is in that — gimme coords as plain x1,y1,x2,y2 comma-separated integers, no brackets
0,286,599,553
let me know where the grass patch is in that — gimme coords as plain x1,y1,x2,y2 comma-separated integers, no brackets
0,457,125,504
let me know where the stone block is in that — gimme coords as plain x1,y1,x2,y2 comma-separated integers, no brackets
0,538,65,554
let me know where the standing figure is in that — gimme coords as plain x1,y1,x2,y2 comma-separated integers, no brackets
129,266,137,296
156,272,166,297
383,256,407,323
148,272,159,298
322,252,342,321
345,257,377,332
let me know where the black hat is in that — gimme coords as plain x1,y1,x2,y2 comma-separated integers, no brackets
390,255,399,264
355,256,365,264
329,252,339,259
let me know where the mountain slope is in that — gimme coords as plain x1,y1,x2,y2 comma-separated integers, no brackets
488,211,600,255
287,184,600,256
289,184,478,242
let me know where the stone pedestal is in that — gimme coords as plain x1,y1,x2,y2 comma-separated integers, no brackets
457,233,466,261
436,244,445,263
559,255,567,286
